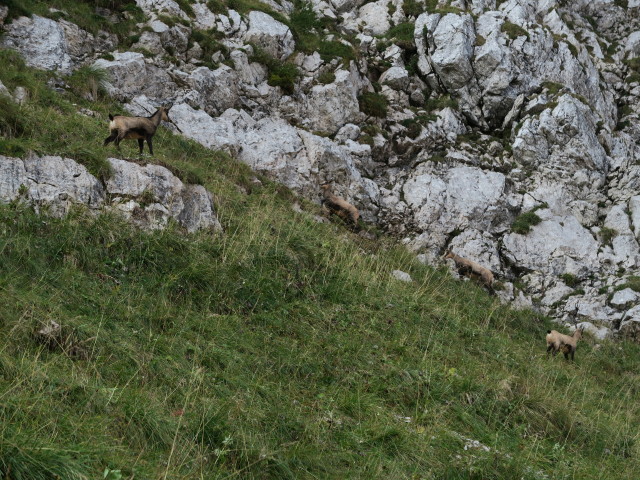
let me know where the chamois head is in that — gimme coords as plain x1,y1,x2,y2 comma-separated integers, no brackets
158,104,172,123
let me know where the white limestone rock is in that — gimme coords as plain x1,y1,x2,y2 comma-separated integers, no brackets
402,165,513,250
188,65,240,115
603,203,640,268
502,210,600,277
610,288,639,310
1,15,72,72
93,52,177,101
357,0,391,36
135,0,188,19
392,270,412,282
303,69,361,133
379,66,410,91
243,11,295,60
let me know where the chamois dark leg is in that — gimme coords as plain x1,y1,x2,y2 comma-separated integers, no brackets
146,135,153,155
138,139,144,155
104,132,117,146
547,345,553,356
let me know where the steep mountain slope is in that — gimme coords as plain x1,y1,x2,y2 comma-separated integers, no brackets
1,2,640,478
1,74,640,479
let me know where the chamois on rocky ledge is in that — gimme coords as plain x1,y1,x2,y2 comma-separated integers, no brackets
320,182,360,231
103,105,172,156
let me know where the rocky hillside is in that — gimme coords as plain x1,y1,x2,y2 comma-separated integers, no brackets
2,0,640,337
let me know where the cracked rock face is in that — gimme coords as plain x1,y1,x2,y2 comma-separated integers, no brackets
243,11,295,60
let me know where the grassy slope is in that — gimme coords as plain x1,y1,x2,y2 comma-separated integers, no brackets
0,26,640,480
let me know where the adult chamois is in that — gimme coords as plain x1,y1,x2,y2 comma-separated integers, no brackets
103,105,172,155
320,182,360,231
443,249,495,293
546,327,583,361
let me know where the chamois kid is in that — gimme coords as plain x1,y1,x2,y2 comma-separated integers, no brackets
320,183,360,231
443,249,494,292
546,327,583,361
104,105,172,155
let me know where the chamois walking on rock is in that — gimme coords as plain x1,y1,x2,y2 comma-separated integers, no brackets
320,183,360,231
104,105,172,156
443,249,494,293
546,327,583,361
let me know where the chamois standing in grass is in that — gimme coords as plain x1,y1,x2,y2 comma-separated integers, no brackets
320,183,360,231
443,249,494,293
103,105,172,155
546,327,583,361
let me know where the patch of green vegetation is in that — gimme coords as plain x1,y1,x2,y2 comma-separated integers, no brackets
206,0,228,14
175,0,195,17
625,72,640,84
625,58,640,73
501,21,530,41
424,94,458,111
190,29,228,68
541,81,564,95
403,0,424,17
560,273,579,287
427,153,447,162
615,0,629,8
511,211,543,234
526,101,558,116
476,34,486,46
67,65,110,101
386,22,415,50
400,118,422,139
599,226,618,247
317,70,336,85
358,92,389,118
250,46,300,94
615,276,640,292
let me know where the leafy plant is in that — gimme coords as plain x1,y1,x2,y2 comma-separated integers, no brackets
501,21,530,41
359,92,388,118
511,211,542,234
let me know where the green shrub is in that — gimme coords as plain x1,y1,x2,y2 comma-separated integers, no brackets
175,0,195,17
317,71,336,85
358,92,388,118
511,211,542,234
207,0,228,13
600,227,618,246
403,0,424,17
386,22,415,49
249,46,300,94
66,65,110,101
560,273,579,287
501,21,530,41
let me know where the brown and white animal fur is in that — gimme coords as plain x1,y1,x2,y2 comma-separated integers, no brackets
443,250,494,292
546,328,583,361
103,105,172,155
320,183,360,230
